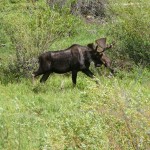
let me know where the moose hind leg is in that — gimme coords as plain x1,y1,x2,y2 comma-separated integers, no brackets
33,61,52,78
33,69,43,78
40,72,51,83
32,69,43,85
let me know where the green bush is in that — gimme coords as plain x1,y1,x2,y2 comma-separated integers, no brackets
47,0,107,18
0,1,82,79
106,0,150,66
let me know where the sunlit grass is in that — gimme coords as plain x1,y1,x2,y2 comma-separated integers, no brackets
0,0,149,149
0,68,149,149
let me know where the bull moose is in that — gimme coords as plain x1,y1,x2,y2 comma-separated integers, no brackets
32,38,114,85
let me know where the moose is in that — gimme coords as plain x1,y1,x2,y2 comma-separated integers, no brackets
32,38,114,85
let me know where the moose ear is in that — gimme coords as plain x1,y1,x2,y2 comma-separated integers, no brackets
95,38,107,49
87,43,97,51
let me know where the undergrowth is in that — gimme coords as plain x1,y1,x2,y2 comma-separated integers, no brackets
0,1,150,149
0,68,149,149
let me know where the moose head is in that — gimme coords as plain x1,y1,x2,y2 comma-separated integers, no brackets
91,38,115,74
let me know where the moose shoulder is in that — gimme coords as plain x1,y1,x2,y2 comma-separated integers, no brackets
32,38,114,85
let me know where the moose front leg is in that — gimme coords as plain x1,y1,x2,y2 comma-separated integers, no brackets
109,67,115,74
104,63,115,76
102,59,115,75
72,70,78,85
82,69,99,84
82,69,94,78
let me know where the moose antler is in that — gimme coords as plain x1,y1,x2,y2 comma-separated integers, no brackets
106,41,115,49
95,38,106,49
95,38,115,53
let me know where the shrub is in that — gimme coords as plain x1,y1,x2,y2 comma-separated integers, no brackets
106,0,150,66
47,0,107,18
0,1,81,79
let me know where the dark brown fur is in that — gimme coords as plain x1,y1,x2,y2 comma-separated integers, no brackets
32,38,114,85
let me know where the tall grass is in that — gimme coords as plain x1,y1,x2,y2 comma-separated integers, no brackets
0,68,149,149
0,1,149,149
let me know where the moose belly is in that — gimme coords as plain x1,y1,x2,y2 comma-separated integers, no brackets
53,68,71,74
52,61,71,74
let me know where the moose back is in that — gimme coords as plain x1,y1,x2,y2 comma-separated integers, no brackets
32,38,114,85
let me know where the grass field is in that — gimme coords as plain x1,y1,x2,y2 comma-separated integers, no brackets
0,29,150,150
0,1,150,149
0,65,149,149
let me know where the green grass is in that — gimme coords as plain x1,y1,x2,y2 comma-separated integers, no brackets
0,68,149,149
0,21,149,150
0,0,150,149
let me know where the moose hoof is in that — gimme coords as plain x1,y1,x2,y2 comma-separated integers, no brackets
32,74,35,85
